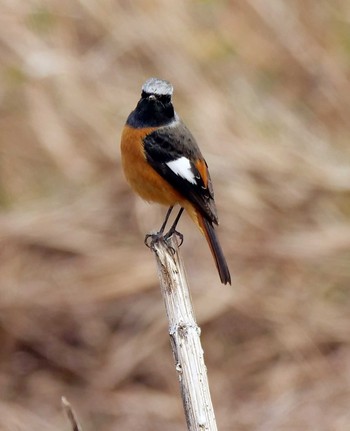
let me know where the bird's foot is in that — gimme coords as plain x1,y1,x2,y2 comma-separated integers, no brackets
144,229,184,253
164,229,184,247
144,232,165,250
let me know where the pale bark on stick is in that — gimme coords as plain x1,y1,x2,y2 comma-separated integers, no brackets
61,397,82,431
151,235,218,431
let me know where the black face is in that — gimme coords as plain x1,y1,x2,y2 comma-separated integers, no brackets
126,91,175,128
141,91,171,105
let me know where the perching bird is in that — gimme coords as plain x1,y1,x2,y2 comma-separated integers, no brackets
120,78,231,285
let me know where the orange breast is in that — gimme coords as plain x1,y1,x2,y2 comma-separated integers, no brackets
120,125,184,206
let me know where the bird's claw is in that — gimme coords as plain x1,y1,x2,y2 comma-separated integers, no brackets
164,230,184,247
144,232,164,249
144,230,184,253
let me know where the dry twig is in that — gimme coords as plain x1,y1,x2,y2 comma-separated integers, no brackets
61,397,82,431
151,235,218,431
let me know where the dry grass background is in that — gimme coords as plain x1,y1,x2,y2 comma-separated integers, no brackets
1,1,350,430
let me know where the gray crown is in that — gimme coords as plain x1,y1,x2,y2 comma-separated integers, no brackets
142,78,173,96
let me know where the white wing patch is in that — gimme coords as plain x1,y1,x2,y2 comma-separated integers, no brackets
166,157,196,185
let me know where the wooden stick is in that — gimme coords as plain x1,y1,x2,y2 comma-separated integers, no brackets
61,397,82,431
150,235,218,431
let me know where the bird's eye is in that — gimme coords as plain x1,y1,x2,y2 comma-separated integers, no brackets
141,91,170,104
158,94,171,104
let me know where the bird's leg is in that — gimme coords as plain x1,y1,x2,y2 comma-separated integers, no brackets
158,206,174,234
144,206,174,247
164,207,184,246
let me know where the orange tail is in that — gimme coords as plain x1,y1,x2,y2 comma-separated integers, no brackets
197,213,231,285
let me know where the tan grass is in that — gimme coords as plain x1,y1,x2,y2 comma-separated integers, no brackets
0,1,350,430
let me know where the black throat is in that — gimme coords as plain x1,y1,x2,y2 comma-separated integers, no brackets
126,97,175,128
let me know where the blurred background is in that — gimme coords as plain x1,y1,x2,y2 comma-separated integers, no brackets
1,1,350,430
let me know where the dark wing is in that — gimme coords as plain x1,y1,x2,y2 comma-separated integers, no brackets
143,121,218,224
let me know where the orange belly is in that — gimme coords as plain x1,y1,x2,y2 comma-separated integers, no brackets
121,125,184,206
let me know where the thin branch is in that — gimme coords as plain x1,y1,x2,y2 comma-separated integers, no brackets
61,396,82,431
150,235,218,431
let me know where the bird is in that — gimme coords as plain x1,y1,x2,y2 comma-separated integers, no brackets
120,77,231,285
